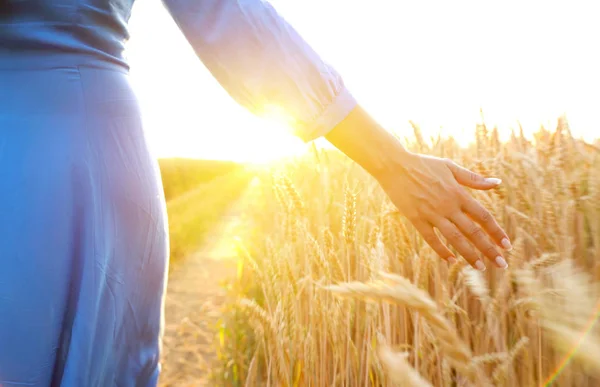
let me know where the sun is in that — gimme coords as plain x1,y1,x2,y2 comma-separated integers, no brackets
258,104,297,129
241,104,309,165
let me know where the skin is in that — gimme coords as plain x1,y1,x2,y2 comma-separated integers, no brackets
325,105,512,271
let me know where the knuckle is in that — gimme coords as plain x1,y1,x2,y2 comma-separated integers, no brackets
448,189,467,205
480,210,493,223
450,229,463,241
415,201,429,213
457,189,471,202
469,226,484,238
449,185,463,197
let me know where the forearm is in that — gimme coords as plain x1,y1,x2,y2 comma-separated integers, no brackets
325,105,413,181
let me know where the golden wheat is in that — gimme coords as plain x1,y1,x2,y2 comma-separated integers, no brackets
216,121,600,386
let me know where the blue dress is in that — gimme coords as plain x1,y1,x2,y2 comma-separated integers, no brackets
0,0,356,385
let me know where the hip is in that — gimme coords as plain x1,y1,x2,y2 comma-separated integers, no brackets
0,65,166,223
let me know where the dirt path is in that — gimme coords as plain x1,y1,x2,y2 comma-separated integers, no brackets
159,178,259,386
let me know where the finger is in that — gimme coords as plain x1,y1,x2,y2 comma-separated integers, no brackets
412,220,456,264
451,212,508,269
435,219,485,271
446,160,501,191
462,198,512,251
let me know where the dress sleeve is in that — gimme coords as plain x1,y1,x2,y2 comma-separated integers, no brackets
161,0,357,142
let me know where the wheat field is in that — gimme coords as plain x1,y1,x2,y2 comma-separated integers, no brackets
214,117,600,386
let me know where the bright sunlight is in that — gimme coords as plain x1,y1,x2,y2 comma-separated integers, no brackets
126,0,599,162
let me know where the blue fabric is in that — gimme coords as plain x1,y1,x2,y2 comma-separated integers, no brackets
0,0,356,386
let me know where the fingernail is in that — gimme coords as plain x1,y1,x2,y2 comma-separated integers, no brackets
501,238,513,251
495,256,508,269
485,177,502,185
447,256,457,265
475,260,486,271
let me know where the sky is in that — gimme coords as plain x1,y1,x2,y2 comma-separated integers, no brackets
126,0,600,162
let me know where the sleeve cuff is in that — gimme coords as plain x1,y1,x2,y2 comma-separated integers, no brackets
293,87,358,143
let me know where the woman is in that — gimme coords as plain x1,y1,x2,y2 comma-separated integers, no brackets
0,0,512,385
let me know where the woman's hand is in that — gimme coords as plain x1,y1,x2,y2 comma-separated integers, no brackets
376,152,511,271
326,106,512,271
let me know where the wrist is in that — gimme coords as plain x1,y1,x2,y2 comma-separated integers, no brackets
325,105,412,180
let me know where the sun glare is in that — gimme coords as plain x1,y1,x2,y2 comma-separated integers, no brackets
259,104,296,130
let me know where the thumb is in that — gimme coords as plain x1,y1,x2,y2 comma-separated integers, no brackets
446,160,502,190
